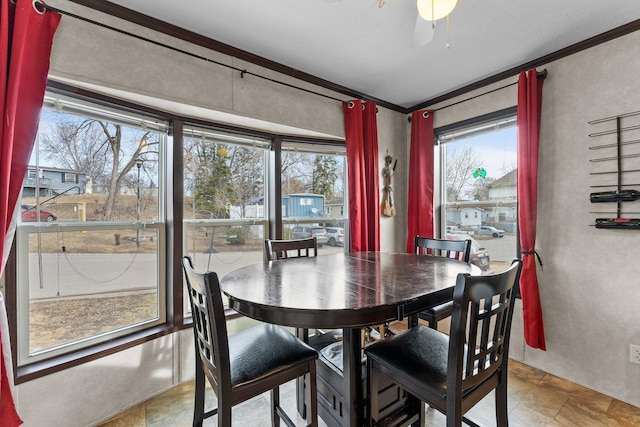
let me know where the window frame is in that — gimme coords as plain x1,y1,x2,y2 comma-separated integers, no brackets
15,93,170,365
434,107,518,238
181,124,272,312
6,81,347,384
434,107,521,281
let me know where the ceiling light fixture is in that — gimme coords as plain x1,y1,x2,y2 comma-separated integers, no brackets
416,0,457,47
416,0,458,22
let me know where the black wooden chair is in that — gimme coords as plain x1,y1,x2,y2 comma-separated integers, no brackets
182,256,319,427
265,236,344,350
365,260,522,427
414,236,472,330
265,237,318,262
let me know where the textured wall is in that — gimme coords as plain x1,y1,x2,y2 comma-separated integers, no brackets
428,31,640,407
46,1,348,139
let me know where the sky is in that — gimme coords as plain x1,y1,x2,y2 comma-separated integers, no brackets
447,125,518,180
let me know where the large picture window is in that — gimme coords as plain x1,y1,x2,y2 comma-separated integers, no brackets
8,88,349,378
16,93,167,363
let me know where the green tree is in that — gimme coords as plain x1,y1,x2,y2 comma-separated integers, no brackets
194,142,235,218
311,155,338,200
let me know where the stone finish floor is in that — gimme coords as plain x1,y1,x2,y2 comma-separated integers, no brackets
98,358,640,426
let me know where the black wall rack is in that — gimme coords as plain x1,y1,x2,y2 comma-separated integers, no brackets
589,111,640,229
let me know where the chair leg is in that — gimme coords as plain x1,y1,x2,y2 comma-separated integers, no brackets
446,399,463,427
428,317,437,330
366,361,378,427
271,387,281,427
193,362,205,427
495,378,509,427
410,400,425,427
217,396,232,427
307,362,318,427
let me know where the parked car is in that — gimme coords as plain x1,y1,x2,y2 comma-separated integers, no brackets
292,226,328,247
446,225,472,235
477,225,504,238
21,205,57,222
325,227,344,246
446,234,493,274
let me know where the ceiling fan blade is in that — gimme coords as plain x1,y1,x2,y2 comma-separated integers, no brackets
411,14,435,47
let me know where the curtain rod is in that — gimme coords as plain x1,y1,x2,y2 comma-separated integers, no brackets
34,1,347,104
419,69,548,116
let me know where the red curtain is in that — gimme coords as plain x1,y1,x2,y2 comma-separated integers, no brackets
517,68,546,350
0,0,60,424
343,100,380,252
406,110,435,252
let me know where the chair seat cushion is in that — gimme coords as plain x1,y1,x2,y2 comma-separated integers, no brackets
365,326,449,399
229,323,318,388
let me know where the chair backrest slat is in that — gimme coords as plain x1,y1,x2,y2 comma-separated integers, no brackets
447,260,522,391
414,236,471,262
265,237,318,261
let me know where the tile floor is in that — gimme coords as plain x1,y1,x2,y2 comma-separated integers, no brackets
98,359,640,426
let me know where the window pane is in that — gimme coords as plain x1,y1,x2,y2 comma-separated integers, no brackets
182,128,269,311
21,226,161,355
183,129,267,221
17,93,167,363
183,223,267,280
281,144,347,252
441,116,517,273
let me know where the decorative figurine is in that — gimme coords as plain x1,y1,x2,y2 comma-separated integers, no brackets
381,152,397,217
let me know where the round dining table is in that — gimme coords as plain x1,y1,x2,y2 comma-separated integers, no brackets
220,251,480,427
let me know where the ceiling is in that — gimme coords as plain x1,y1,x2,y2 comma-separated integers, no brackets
93,0,640,111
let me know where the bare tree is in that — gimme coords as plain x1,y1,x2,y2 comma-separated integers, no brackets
446,146,480,201
470,176,495,200
40,117,109,186
281,151,310,194
40,115,159,219
226,145,264,213
99,122,158,219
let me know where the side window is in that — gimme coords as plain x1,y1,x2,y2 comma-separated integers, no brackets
182,127,269,311
281,141,347,249
438,110,518,274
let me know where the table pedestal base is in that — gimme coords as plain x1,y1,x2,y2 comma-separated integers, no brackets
306,329,422,427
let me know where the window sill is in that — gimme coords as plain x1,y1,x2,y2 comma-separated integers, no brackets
16,307,240,384
16,323,185,384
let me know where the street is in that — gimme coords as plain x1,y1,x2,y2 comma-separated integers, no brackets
476,233,518,263
28,244,345,301
27,238,515,301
